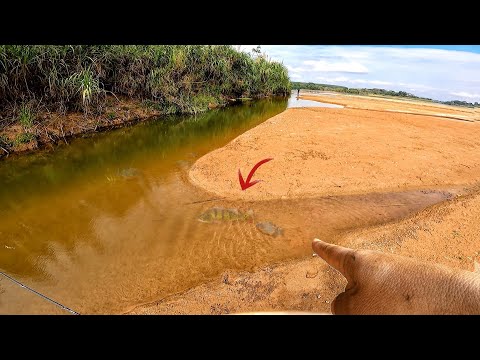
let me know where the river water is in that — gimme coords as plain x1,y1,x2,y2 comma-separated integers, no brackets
0,96,456,314
287,95,344,108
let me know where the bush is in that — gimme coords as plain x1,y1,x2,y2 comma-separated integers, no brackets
0,45,291,120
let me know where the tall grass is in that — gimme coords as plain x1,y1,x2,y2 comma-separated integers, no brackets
18,103,34,127
0,45,291,120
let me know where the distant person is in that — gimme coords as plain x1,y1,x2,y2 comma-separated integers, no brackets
297,88,300,99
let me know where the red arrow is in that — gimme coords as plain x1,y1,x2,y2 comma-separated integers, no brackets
238,158,274,191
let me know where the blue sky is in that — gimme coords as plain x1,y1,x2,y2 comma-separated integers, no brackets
239,45,480,102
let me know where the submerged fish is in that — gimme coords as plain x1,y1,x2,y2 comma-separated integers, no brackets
256,222,284,237
118,167,141,179
198,207,254,223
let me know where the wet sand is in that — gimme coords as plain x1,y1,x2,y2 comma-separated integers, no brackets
130,95,480,315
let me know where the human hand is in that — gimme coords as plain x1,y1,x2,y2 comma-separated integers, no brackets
312,239,480,314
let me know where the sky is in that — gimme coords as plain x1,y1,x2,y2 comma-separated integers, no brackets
239,45,480,103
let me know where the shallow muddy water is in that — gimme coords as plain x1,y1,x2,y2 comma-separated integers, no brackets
287,94,344,108
0,96,458,314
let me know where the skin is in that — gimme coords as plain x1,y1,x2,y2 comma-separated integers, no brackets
312,239,480,315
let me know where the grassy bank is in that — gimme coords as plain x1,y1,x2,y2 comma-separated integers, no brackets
0,45,290,155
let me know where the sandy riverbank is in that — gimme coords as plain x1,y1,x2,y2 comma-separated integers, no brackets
189,100,480,201
129,95,480,314
300,92,480,122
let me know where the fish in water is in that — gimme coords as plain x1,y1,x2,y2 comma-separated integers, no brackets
118,167,142,179
198,207,254,223
256,222,284,237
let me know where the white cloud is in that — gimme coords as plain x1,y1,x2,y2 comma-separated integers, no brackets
316,76,350,83
236,45,480,102
286,65,307,73
349,79,393,86
303,59,368,73
315,76,395,87
240,45,480,102
450,91,480,99
363,80,392,86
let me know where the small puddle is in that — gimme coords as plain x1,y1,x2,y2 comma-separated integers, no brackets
287,94,344,109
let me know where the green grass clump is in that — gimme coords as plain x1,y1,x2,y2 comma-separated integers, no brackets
18,104,34,127
14,132,35,145
0,45,291,120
